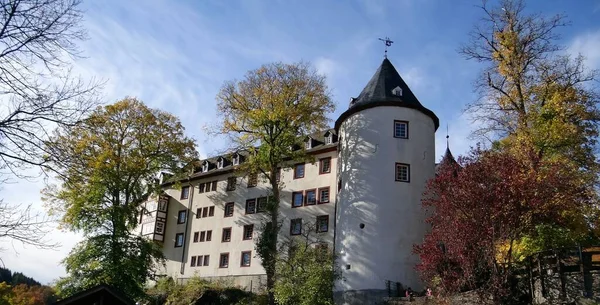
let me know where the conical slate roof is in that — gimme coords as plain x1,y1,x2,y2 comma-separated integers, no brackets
335,58,439,131
439,147,457,167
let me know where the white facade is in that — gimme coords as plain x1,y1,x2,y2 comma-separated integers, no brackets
336,106,435,293
141,147,338,291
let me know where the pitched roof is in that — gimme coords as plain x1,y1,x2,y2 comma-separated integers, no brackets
54,284,135,305
435,146,459,173
335,58,439,131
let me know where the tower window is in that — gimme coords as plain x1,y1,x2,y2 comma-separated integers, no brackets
394,120,409,139
395,163,410,182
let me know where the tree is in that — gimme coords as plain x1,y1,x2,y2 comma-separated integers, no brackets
460,0,599,173
415,148,591,304
215,61,335,304
273,223,339,305
9,284,56,305
459,0,600,265
43,98,197,300
0,0,101,251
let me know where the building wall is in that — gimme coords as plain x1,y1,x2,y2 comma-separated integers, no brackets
157,149,338,285
335,106,435,294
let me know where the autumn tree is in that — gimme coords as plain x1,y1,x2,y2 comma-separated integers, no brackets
43,98,197,300
460,0,600,253
415,148,591,304
0,0,101,251
215,62,335,304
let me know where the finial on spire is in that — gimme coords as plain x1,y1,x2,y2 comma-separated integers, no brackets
378,37,393,58
446,123,450,149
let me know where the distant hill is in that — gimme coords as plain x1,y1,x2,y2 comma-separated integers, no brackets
0,267,42,286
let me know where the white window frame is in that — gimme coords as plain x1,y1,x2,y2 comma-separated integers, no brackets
305,139,312,150
395,163,410,182
232,154,239,166
324,135,332,145
394,120,408,139
202,162,209,172
217,158,224,169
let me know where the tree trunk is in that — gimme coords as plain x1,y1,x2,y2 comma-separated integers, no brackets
266,166,280,305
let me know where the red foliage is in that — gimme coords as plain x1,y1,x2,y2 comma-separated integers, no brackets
414,148,588,302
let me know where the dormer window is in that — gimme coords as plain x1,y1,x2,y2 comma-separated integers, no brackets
232,154,239,166
217,158,224,169
202,161,209,173
392,86,403,97
305,139,312,150
324,131,334,145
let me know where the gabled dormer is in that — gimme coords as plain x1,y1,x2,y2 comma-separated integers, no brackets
217,157,225,169
232,153,240,166
201,160,210,173
323,130,337,145
304,136,314,150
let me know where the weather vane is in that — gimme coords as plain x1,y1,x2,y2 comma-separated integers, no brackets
378,37,394,58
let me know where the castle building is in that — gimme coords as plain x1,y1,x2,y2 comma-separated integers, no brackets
138,57,443,305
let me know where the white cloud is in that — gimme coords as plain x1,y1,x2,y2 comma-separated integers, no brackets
314,57,338,78
569,29,600,69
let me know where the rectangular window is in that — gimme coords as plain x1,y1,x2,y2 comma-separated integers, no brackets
325,135,332,145
243,224,254,240
198,183,205,193
290,218,302,236
193,231,199,243
293,163,305,179
191,256,197,267
292,192,304,208
394,120,409,139
247,173,258,188
208,206,215,217
227,177,236,191
257,197,267,213
219,253,229,268
177,210,187,224
224,202,234,217
203,255,210,266
202,207,208,218
316,215,329,233
200,231,206,242
222,227,232,242
245,199,256,214
305,189,316,205
181,186,190,199
318,187,330,204
196,208,201,219
395,163,410,182
205,181,212,192
211,180,218,191
206,230,212,241
175,233,184,247
241,251,251,267
319,157,331,174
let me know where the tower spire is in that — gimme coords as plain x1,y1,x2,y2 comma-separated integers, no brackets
378,37,393,58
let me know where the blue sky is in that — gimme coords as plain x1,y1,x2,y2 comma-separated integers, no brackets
1,0,599,284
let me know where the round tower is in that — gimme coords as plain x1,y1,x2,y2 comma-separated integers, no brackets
334,58,439,304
